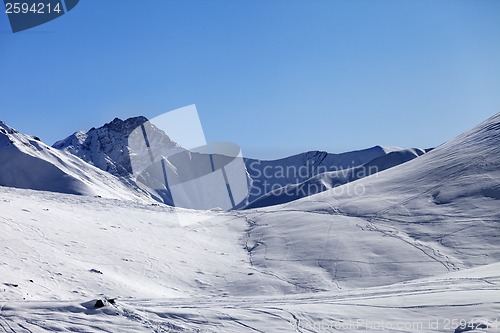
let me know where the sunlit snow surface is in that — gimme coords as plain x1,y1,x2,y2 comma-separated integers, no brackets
1,114,499,332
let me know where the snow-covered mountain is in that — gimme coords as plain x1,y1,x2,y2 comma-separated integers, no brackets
53,116,428,208
242,112,500,291
53,116,180,177
245,147,427,208
243,146,411,203
0,113,499,332
0,120,154,202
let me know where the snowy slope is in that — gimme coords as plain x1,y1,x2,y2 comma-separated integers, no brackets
310,112,500,215
1,262,499,332
0,114,499,332
245,147,426,209
0,121,153,201
242,113,500,291
0,184,499,332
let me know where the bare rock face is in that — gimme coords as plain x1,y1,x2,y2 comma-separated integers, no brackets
53,116,179,177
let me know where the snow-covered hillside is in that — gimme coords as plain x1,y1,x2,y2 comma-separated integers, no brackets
245,147,427,209
243,113,500,291
243,146,414,202
0,121,153,201
0,113,499,332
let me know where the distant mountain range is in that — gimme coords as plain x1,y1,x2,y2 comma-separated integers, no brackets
1,116,430,208
245,147,430,209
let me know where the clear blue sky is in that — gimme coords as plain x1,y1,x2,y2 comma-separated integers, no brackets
1,0,499,159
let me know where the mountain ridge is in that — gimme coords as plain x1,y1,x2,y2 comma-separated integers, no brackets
0,116,432,208
1,114,499,332
0,120,154,201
